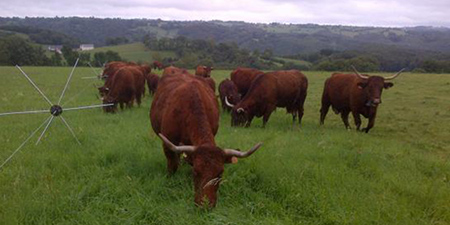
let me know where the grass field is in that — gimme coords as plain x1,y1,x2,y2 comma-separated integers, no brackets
0,67,449,224
85,42,176,63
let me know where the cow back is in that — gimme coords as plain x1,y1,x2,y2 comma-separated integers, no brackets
150,73,219,146
230,68,264,96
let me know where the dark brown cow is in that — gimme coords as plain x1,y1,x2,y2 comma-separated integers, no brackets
230,67,264,97
152,61,164,70
195,65,213,78
219,78,241,112
320,66,404,133
127,66,146,106
102,67,137,113
99,63,147,99
101,61,127,80
150,73,262,207
145,73,160,95
163,66,189,76
230,70,308,127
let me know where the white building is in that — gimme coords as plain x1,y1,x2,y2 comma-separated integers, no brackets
47,45,63,54
79,44,94,51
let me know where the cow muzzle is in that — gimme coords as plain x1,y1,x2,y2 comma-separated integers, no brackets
366,99,381,107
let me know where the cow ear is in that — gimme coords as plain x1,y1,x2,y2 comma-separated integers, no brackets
384,82,394,89
224,155,238,164
357,82,367,89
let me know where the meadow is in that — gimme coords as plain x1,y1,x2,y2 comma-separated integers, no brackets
0,66,449,224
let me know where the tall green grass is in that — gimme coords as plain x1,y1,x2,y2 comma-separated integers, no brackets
0,67,449,224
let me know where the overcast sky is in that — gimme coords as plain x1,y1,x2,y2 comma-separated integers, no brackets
1,0,449,27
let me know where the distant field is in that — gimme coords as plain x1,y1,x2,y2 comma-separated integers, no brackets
0,67,449,224
86,42,176,63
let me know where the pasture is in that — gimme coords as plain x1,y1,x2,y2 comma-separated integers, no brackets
0,67,449,224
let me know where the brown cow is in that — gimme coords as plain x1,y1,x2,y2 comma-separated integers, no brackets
230,70,308,127
230,67,264,97
219,78,241,112
163,66,189,76
150,73,262,207
99,62,147,99
195,65,213,78
320,66,404,133
101,61,127,80
145,73,160,95
152,61,164,70
102,67,137,113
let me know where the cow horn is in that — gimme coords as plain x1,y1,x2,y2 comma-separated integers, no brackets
224,142,263,158
225,96,234,108
158,133,196,153
351,65,369,80
385,68,406,80
237,108,245,113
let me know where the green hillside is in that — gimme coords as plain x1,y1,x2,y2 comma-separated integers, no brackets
86,42,175,62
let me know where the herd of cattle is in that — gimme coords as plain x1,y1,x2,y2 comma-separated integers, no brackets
96,61,404,207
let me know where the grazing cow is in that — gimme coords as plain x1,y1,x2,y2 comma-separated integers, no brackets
150,73,262,207
230,70,308,127
320,66,404,133
102,67,137,113
230,67,264,97
152,61,164,70
145,73,160,95
98,63,147,99
163,66,189,76
219,79,241,112
101,61,127,80
195,65,213,78
127,66,146,106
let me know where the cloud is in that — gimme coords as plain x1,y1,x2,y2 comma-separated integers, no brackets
0,0,449,27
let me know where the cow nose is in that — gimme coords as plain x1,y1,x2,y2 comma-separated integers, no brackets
373,99,381,104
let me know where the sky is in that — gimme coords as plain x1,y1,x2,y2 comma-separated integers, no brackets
1,0,449,27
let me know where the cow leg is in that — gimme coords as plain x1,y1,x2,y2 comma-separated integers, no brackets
341,110,351,129
352,112,362,131
245,115,254,128
119,102,124,110
126,101,133,109
320,102,330,125
136,93,142,107
262,112,273,128
163,145,180,174
362,116,376,133
298,106,305,127
263,106,276,128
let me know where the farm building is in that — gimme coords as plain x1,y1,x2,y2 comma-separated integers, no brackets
79,44,94,51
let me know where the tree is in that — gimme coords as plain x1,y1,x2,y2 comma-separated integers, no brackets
0,35,49,66
61,45,78,66
50,52,63,66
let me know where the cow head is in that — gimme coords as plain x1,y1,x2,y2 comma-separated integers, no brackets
102,96,116,113
97,86,109,97
231,106,249,127
140,64,152,75
204,66,214,77
352,66,404,107
158,134,262,207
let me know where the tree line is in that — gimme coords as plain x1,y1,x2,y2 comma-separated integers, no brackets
0,35,121,67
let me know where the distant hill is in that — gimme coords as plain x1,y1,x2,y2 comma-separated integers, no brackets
1,17,450,56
